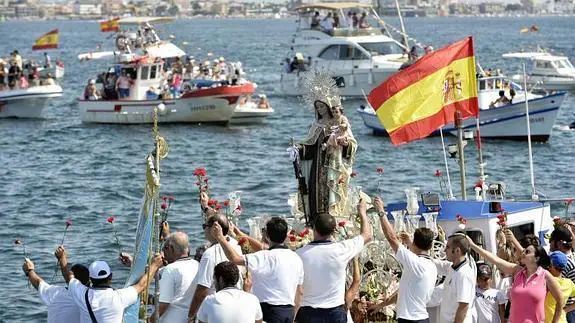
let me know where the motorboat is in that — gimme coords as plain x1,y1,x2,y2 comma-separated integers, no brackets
0,84,63,118
357,75,566,142
279,2,410,97
77,17,255,124
230,94,274,125
502,52,575,91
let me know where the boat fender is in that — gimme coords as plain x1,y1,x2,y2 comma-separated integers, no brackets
157,103,167,115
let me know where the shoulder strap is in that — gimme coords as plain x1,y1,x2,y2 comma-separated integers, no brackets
84,288,98,323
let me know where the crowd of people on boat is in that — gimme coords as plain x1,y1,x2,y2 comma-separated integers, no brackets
309,10,371,34
21,187,575,323
83,55,246,101
0,50,58,91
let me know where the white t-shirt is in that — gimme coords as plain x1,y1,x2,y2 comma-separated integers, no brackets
197,287,263,323
473,287,505,323
245,247,304,306
436,259,476,323
38,281,80,323
68,278,139,323
395,245,438,320
321,17,334,30
195,237,244,294
159,258,199,323
296,236,365,308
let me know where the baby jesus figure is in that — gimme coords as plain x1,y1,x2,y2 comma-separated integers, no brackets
323,113,351,150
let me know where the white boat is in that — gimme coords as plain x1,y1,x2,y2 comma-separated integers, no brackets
230,97,274,125
279,2,409,97
357,75,566,142
502,52,575,91
0,84,63,118
77,17,256,124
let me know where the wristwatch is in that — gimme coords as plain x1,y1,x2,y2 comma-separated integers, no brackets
378,210,386,218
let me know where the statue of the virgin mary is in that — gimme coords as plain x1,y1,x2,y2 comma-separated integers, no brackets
290,71,357,226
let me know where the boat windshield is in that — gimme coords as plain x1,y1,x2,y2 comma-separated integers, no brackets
359,42,403,56
556,59,574,69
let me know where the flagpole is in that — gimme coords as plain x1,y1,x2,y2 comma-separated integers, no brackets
455,111,467,200
522,62,538,201
475,118,486,200
439,127,455,200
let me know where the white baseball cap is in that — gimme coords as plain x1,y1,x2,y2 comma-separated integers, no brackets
89,261,111,279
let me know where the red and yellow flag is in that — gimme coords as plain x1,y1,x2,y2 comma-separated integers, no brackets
100,18,120,32
368,37,479,145
32,29,59,50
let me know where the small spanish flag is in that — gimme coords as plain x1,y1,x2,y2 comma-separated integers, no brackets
32,29,59,51
368,37,479,145
100,18,120,32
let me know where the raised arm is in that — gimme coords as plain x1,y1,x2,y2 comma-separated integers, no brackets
55,246,73,283
467,236,518,276
374,196,399,252
230,222,266,252
546,270,565,323
345,257,361,310
22,258,43,290
133,254,163,294
359,198,373,244
213,222,245,266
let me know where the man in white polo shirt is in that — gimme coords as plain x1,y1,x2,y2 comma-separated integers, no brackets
197,261,263,323
55,246,163,323
22,258,90,323
433,233,476,323
152,231,199,323
295,199,372,323
187,213,244,321
370,196,438,323
213,216,304,323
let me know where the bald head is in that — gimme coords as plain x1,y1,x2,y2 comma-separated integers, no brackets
166,232,190,256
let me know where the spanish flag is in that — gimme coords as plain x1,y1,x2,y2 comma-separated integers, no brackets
32,29,59,51
368,37,479,145
100,18,120,32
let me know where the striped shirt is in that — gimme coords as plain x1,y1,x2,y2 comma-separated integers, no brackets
562,252,575,305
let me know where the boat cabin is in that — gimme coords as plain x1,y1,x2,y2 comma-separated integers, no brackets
294,2,391,39
531,55,575,77
386,199,554,258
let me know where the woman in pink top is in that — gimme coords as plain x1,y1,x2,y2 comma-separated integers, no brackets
468,237,564,323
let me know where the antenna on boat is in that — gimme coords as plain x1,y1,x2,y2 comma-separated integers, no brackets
455,111,467,200
522,62,538,201
393,0,410,49
439,127,455,200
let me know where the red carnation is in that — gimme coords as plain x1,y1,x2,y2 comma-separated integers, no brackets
350,171,358,178
475,180,483,188
215,203,222,211
193,167,207,177
235,205,242,212
223,200,230,207
238,237,248,246
289,235,297,242
435,169,442,177
65,220,72,227
161,195,167,201
107,216,114,224
338,220,347,227
161,203,168,210
376,167,384,174
299,228,310,238
168,196,175,201
203,178,209,183
208,199,218,207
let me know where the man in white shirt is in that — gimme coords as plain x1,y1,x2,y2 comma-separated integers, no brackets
22,258,90,323
55,246,163,323
187,213,244,321
295,199,372,323
320,13,334,34
197,261,263,323
370,196,438,323
433,233,476,323
213,216,304,323
151,232,199,323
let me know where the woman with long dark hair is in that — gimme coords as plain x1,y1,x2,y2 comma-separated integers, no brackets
467,237,564,323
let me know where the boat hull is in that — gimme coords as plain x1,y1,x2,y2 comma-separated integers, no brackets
230,102,273,125
79,84,254,124
511,74,575,91
0,85,63,118
357,92,566,142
